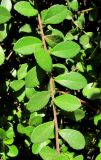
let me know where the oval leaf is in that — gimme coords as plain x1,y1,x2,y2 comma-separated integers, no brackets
14,1,38,17
51,41,80,58
0,46,5,66
7,145,18,157
13,36,42,55
26,91,50,112
55,72,87,90
54,94,81,112
0,6,11,24
10,80,25,91
43,5,67,24
59,129,85,150
34,48,52,72
31,121,54,143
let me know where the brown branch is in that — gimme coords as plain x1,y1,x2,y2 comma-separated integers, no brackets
78,8,93,14
36,13,60,153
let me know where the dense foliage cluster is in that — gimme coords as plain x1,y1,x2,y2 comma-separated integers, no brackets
0,0,101,159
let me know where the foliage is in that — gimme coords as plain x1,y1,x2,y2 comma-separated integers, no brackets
0,0,101,159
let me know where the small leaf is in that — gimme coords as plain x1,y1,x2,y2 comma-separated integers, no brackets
0,6,11,24
39,146,57,160
25,88,37,99
51,41,80,58
10,80,25,91
17,63,28,80
19,23,32,33
1,0,12,11
0,46,5,66
94,113,101,125
7,145,18,157
55,72,87,90
14,1,38,17
31,121,54,143
0,128,6,140
74,155,84,160
13,36,42,55
59,129,85,150
25,66,45,88
34,48,52,72
54,94,81,112
68,0,79,11
26,91,50,112
43,5,67,24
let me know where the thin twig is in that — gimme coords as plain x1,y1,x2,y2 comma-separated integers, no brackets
6,51,13,61
50,77,60,154
36,12,60,153
78,8,93,14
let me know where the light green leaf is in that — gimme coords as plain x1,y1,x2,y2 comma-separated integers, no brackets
34,48,52,72
82,83,101,100
29,115,42,126
68,0,79,11
1,0,12,11
43,5,67,24
32,140,50,154
66,10,73,20
10,80,25,91
80,34,89,46
51,41,80,58
26,91,50,112
54,94,81,112
25,66,45,88
54,154,69,160
0,46,5,66
13,36,42,55
0,128,6,140
95,153,101,160
17,63,28,80
39,146,57,160
74,155,84,160
0,24,10,42
7,145,18,157
14,1,38,17
59,129,85,150
94,113,101,126
25,88,37,99
19,23,32,33
55,72,87,90
31,121,54,143
0,6,11,24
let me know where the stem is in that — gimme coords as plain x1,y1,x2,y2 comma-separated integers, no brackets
36,11,60,153
78,8,93,14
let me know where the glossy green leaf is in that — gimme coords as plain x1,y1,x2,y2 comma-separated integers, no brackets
17,63,28,80
31,121,54,143
13,36,42,55
14,1,38,17
29,115,43,126
74,155,84,160
95,153,101,160
43,5,67,24
32,140,50,154
82,83,101,100
25,87,37,99
19,23,32,33
39,146,57,160
51,41,80,58
25,66,45,88
34,48,52,72
59,129,85,150
55,72,87,90
0,6,11,24
26,91,50,112
1,0,12,11
10,80,25,91
0,46,5,66
7,145,18,157
0,128,6,140
54,94,81,112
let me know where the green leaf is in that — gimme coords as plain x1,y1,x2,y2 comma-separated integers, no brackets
29,115,43,126
13,36,42,55
74,155,84,160
53,63,68,74
26,91,50,112
0,24,10,42
25,88,37,99
14,1,38,17
54,94,81,112
79,34,89,46
59,129,85,150
51,41,80,58
43,5,67,24
39,146,57,160
34,48,52,72
19,23,32,33
0,128,6,140
31,121,54,143
25,66,45,88
7,145,18,157
32,140,50,154
10,80,25,91
94,113,101,125
17,63,28,80
0,6,11,24
55,154,70,160
95,153,101,160
1,0,12,11
82,83,101,100
55,72,87,90
68,0,79,11
0,46,5,66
